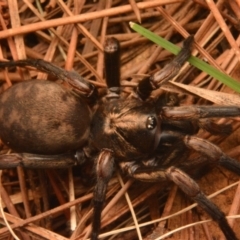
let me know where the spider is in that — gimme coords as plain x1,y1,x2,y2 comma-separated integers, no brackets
0,36,240,240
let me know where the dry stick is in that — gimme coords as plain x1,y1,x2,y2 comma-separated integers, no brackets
69,168,77,232
81,179,134,240
3,6,27,83
46,170,70,219
0,192,93,236
219,182,240,240
128,0,141,23
166,1,191,26
38,170,52,230
95,184,165,240
159,185,178,233
38,35,63,80
57,0,103,52
0,0,183,39
26,170,42,224
192,47,224,86
82,0,105,55
109,9,161,23
35,0,66,80
0,13,13,87
0,42,12,88
16,167,31,218
193,33,240,88
25,46,45,59
228,0,240,19
8,0,30,80
136,29,172,76
35,0,68,58
156,6,223,71
20,0,102,82
0,12,15,68
181,202,188,240
206,0,240,62
186,208,194,240
97,0,112,79
64,1,82,70
117,173,143,240
45,0,57,10
0,212,69,240
186,13,220,89
0,171,20,240
144,185,178,239
201,218,212,240
119,14,169,80
236,0,240,8
0,168,32,240
192,0,238,78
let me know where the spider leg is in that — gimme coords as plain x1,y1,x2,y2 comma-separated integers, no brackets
0,151,86,168
137,36,193,100
162,105,240,119
91,149,115,240
184,135,240,175
119,161,238,240
166,167,238,240
151,35,193,87
198,119,232,135
104,37,120,91
0,59,97,101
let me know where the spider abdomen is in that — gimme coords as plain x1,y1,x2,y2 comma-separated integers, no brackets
0,80,91,154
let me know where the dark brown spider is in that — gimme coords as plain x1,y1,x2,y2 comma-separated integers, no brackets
0,36,240,240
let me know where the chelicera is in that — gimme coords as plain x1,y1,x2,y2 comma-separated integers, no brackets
0,36,240,240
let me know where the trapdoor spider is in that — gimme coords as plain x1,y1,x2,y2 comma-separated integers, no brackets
0,36,240,240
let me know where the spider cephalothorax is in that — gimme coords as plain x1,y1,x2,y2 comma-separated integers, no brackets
90,98,161,160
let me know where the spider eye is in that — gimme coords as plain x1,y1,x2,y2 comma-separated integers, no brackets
146,116,157,130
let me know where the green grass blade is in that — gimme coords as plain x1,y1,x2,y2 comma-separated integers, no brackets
129,22,240,93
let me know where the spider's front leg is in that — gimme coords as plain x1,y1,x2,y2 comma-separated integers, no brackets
137,35,194,100
0,58,97,102
89,37,120,240
91,149,115,240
